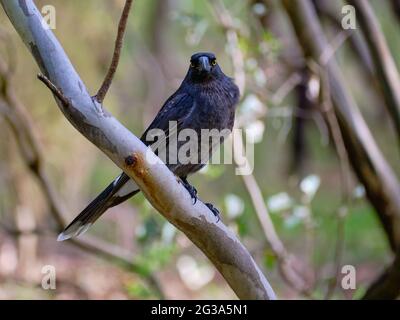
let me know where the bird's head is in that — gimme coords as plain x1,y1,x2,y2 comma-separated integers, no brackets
187,52,223,82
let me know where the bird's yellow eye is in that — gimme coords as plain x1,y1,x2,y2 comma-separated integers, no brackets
211,59,217,66
190,62,195,68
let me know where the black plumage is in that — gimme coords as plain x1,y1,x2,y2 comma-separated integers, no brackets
58,52,240,241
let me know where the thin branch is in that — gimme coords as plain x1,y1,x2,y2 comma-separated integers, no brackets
348,0,400,145
0,57,164,299
312,0,391,123
95,0,133,103
363,247,400,299
319,30,351,66
283,0,400,299
37,73,71,107
312,0,374,73
1,0,275,300
0,219,164,298
391,0,400,24
270,72,302,106
313,62,350,299
210,0,311,295
239,161,312,294
0,99,165,298
208,0,246,92
282,0,400,252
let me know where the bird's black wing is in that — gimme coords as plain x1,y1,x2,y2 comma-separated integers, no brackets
58,91,195,241
140,91,195,144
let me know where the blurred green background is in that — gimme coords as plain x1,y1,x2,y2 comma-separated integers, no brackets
0,0,399,299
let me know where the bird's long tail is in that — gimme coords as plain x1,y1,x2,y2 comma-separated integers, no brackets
57,173,139,241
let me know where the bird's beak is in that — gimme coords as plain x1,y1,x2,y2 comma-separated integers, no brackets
198,56,211,73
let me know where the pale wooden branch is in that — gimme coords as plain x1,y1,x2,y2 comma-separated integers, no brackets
348,0,400,144
1,0,275,299
0,58,164,297
95,0,133,103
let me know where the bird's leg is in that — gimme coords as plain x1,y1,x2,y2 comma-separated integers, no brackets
180,176,198,204
179,177,220,222
205,203,221,222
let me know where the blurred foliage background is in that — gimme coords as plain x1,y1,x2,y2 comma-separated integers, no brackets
0,0,399,299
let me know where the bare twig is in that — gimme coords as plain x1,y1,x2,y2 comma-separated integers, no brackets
363,247,400,299
310,6,400,295
0,56,165,298
37,73,71,107
282,0,400,252
391,0,400,24
0,98,165,298
270,72,302,106
313,62,350,299
312,0,373,73
330,2,400,297
237,156,311,294
348,0,400,145
210,0,311,295
319,30,351,66
208,0,246,92
283,0,400,299
95,0,133,103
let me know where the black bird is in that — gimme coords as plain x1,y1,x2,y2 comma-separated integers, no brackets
58,52,240,241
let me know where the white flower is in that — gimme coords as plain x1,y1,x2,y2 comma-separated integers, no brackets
293,205,310,219
224,194,245,219
300,174,320,201
245,120,265,144
240,94,265,115
177,255,215,290
267,192,293,212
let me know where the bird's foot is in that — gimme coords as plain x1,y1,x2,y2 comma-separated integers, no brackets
180,178,198,204
205,203,221,222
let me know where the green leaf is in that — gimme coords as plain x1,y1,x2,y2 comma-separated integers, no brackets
264,251,277,270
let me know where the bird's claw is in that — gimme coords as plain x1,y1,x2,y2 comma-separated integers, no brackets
205,203,221,222
179,179,219,221
188,185,198,205
180,178,198,204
